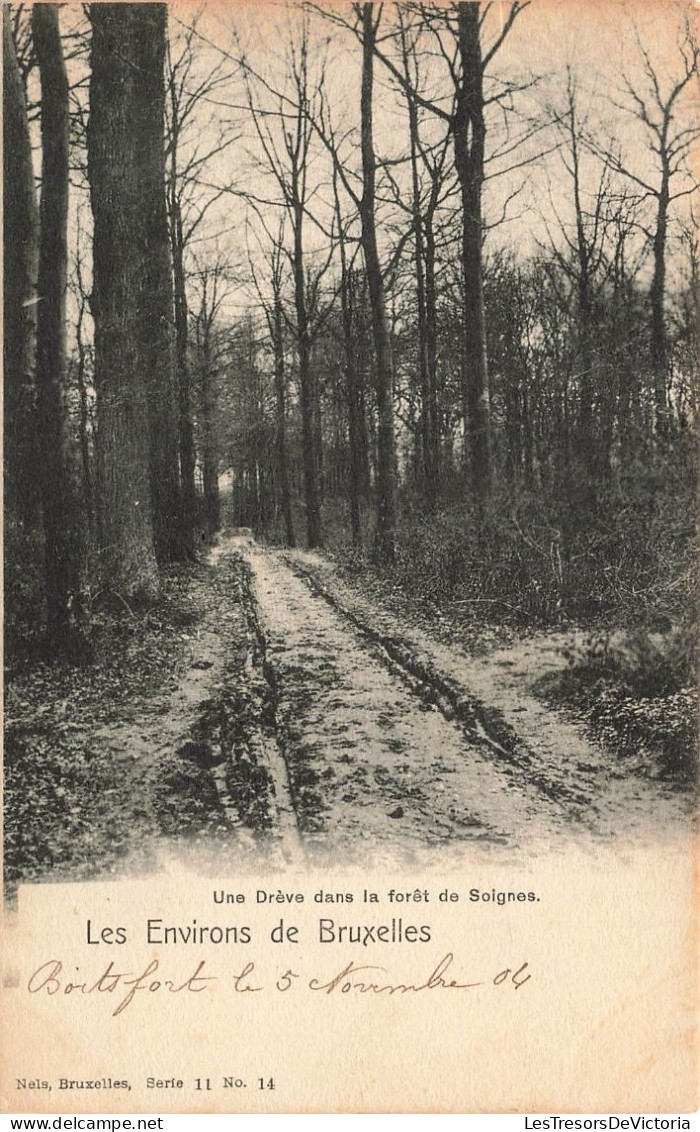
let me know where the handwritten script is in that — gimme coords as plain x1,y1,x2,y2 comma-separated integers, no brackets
26,954,531,1016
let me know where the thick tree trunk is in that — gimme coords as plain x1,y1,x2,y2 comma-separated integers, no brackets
32,4,80,644
88,3,168,598
137,7,183,563
360,3,396,563
3,11,39,528
453,2,490,502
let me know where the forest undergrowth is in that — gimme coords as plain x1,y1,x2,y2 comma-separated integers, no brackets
4,556,250,894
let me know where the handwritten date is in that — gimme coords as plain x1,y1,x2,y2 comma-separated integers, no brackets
27,954,530,1017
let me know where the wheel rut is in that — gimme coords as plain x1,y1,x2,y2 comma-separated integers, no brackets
148,539,306,870
238,540,576,860
157,534,686,867
283,554,591,818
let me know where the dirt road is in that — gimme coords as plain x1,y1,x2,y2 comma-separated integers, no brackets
6,530,691,890
229,532,689,866
247,542,559,862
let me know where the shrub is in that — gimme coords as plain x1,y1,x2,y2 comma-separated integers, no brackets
545,626,697,786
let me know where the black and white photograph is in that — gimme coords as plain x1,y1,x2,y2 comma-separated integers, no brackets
2,0,698,1114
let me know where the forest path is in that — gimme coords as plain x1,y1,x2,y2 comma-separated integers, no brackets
6,529,690,894
235,533,687,863
244,539,564,865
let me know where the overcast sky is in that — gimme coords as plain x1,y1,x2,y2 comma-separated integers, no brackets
52,0,697,328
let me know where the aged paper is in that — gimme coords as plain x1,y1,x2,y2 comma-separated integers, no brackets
2,848,698,1113
2,0,698,1116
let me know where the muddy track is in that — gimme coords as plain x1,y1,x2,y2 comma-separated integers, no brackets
236,538,603,860
8,529,688,891
162,550,305,862
269,545,692,849
234,556,306,859
282,555,591,818
106,536,690,867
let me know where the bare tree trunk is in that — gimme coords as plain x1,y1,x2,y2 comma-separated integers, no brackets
504,373,522,483
398,18,443,509
424,190,440,497
329,161,363,544
75,300,94,528
599,29,698,436
3,10,39,528
88,3,164,598
32,3,80,645
193,269,226,538
292,194,323,548
168,132,197,556
572,150,594,465
453,2,490,502
407,92,436,506
241,21,327,547
171,199,197,553
360,3,396,562
197,301,220,537
522,382,535,488
351,271,373,506
563,80,598,489
341,262,363,546
138,6,183,564
73,235,94,528
272,294,296,547
650,172,670,431
312,354,324,502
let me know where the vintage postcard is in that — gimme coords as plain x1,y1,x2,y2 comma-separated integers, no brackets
2,0,697,1115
